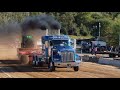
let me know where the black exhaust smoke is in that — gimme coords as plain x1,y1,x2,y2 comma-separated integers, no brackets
21,14,61,30
49,20,61,29
0,21,22,48
37,20,49,30
21,14,61,48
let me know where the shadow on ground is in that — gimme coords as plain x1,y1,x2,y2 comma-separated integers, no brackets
0,60,74,72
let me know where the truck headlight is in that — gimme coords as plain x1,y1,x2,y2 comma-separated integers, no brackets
58,51,61,55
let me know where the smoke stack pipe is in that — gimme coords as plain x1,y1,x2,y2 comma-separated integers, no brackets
58,29,60,35
46,29,48,35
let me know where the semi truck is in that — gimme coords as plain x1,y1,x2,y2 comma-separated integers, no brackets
18,32,81,71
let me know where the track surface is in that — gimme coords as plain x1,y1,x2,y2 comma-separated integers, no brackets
0,59,120,78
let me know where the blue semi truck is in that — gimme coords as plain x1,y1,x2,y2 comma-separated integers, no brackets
31,35,81,71
42,35,80,71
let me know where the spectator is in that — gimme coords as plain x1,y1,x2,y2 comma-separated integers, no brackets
110,46,113,52
91,48,94,55
94,46,97,55
89,48,92,53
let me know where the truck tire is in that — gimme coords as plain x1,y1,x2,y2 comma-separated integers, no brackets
49,62,55,72
32,60,36,66
109,53,112,57
32,56,39,66
20,55,29,65
73,66,79,71
118,54,120,57
109,54,116,58
113,54,116,57
48,57,55,72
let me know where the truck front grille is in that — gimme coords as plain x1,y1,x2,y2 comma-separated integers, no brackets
61,51,74,62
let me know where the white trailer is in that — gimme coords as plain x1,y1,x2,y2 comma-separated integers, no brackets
91,41,106,46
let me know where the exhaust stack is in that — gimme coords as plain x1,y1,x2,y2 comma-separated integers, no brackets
46,29,48,35
58,29,60,35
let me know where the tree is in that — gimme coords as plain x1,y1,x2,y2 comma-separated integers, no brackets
0,12,120,46
55,12,77,35
106,12,120,20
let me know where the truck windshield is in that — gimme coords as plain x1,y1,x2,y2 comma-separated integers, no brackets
51,40,68,46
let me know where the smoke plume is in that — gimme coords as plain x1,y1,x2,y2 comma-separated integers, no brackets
0,14,61,60
0,21,22,60
0,21,22,48
21,14,61,30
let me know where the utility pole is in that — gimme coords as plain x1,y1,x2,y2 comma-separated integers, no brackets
119,34,120,46
81,41,83,62
98,22,101,46
92,25,97,39
98,22,101,39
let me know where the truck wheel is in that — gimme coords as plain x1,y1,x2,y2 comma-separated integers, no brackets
46,58,49,64
49,62,55,72
20,55,29,65
32,56,36,66
73,66,79,71
118,54,120,57
113,54,116,58
109,54,116,58
109,54,112,58
32,60,36,66
36,61,39,66
48,57,55,72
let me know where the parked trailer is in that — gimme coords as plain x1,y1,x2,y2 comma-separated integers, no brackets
96,51,120,58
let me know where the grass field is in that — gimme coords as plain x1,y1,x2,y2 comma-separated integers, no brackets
69,35,93,39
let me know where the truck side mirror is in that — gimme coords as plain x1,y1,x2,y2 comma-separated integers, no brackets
76,54,81,61
50,41,53,46
70,41,73,45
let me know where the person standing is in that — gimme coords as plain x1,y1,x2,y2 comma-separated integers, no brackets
91,47,94,55
94,46,97,55
110,46,113,52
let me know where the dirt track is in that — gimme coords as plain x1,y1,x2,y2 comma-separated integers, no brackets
0,60,120,78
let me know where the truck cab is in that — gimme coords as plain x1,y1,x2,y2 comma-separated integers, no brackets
42,35,81,71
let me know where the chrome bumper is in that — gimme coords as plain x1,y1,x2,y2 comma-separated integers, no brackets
54,61,80,68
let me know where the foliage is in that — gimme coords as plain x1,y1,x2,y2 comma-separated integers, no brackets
0,12,120,46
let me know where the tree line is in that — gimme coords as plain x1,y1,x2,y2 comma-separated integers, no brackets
0,12,120,46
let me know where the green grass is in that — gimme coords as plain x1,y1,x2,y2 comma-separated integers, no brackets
69,35,93,39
